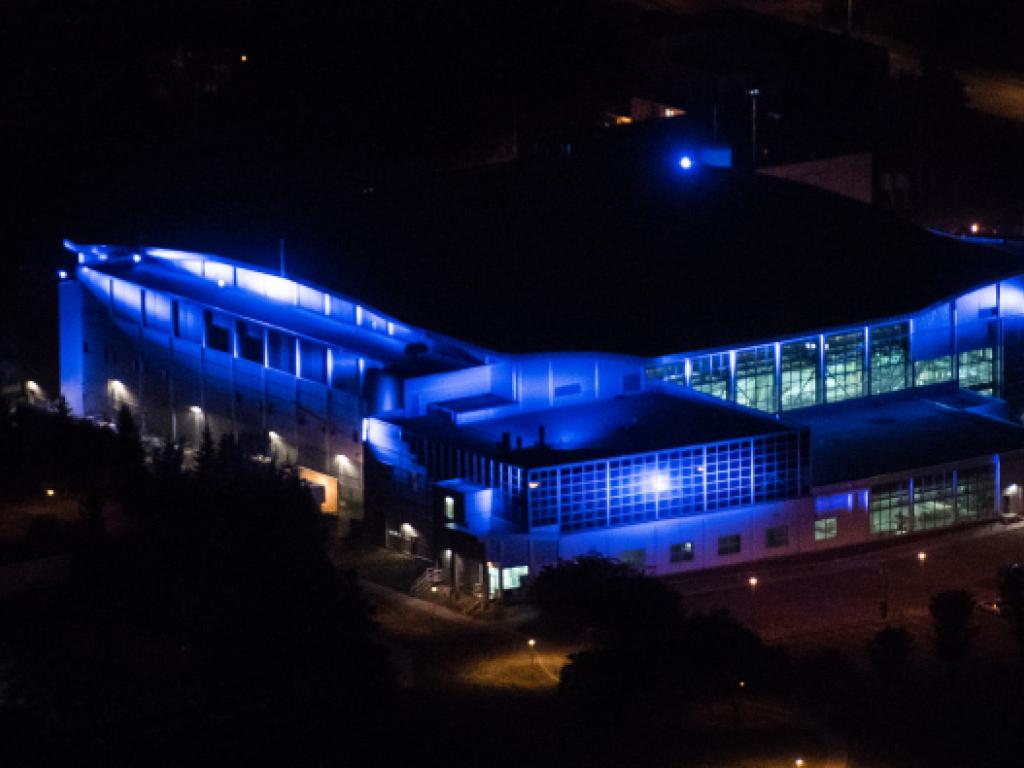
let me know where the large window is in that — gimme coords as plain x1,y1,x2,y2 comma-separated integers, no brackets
825,331,865,403
914,356,953,387
204,310,232,353
736,346,776,412
267,329,296,374
870,482,910,535
527,433,801,533
691,353,730,400
957,466,995,521
870,322,909,395
958,348,994,394
781,339,819,410
913,472,955,530
646,362,686,387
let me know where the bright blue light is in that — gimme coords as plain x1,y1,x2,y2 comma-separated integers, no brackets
679,155,693,170
132,254,142,263
57,269,68,280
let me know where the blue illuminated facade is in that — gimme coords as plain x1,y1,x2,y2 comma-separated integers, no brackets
58,239,1024,594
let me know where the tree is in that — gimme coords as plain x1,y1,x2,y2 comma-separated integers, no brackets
868,626,914,685
998,563,1024,650
929,589,976,679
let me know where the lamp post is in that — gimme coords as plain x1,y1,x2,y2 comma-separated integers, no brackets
749,88,760,168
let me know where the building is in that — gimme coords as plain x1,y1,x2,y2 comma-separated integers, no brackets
58,161,1024,598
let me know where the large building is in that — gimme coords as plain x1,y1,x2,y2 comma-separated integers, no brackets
58,160,1024,598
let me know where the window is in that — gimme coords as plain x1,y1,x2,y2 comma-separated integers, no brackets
619,548,646,571
691,353,730,400
781,339,819,410
870,482,910,535
298,339,327,383
717,533,741,556
502,565,529,589
958,348,994,394
670,541,694,562
825,331,865,403
736,346,776,413
237,320,264,363
443,495,455,521
957,466,995,521
870,323,909,395
267,329,296,374
914,356,952,387
766,525,789,548
204,310,232,353
814,517,838,541
913,472,955,530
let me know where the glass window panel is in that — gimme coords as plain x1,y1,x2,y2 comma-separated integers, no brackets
914,356,953,386
870,482,910,535
781,339,819,410
814,517,838,540
913,472,955,531
958,347,994,394
957,466,995,521
736,346,776,412
691,354,730,400
870,322,909,395
825,331,865,403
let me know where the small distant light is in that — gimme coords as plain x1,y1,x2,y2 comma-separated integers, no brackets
748,576,759,588
528,480,540,489
430,585,438,593
46,488,55,497
77,253,85,264
190,405,202,415
240,54,248,63
57,269,68,279
527,638,536,648
795,760,805,767
970,223,980,234
268,430,279,439
738,680,746,688
217,279,226,288
98,254,108,261
679,155,693,170
917,551,927,563
132,254,142,263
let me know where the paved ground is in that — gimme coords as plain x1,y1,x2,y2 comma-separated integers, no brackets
668,520,1024,656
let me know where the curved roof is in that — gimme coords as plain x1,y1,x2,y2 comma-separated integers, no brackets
314,155,1021,357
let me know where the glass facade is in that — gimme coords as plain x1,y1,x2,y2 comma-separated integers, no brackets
825,331,865,403
691,353,729,400
870,322,909,395
736,346,776,412
527,432,801,532
957,466,995,521
781,339,819,410
646,291,1009,414
959,348,994,394
914,356,953,386
870,482,910,535
913,472,955,530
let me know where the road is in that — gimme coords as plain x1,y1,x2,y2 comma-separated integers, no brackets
667,520,1024,654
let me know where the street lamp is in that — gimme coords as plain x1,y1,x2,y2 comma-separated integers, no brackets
749,88,760,167
917,551,927,563
748,575,759,589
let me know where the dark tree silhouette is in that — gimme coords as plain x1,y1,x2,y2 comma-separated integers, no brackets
998,562,1024,650
929,589,976,680
868,625,915,685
